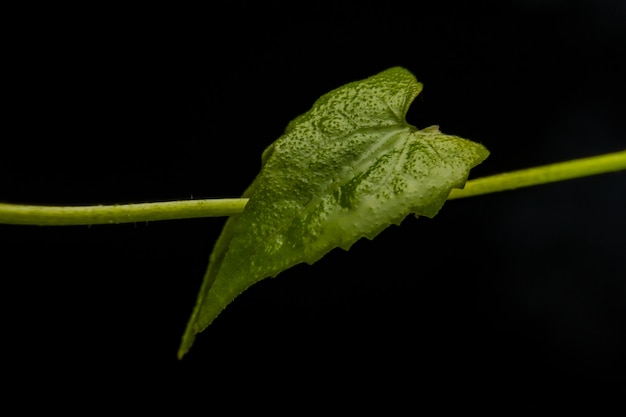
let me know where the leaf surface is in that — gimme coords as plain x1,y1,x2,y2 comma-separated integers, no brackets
178,67,489,358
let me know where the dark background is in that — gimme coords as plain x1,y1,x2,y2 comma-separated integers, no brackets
2,0,625,412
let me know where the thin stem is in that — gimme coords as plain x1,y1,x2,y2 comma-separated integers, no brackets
0,199,249,226
448,149,626,200
1,150,624,226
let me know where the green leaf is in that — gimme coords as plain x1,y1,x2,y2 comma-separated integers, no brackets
178,67,489,358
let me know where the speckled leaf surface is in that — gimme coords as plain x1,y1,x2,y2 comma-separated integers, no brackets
179,67,489,358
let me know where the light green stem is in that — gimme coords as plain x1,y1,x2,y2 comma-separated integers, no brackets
448,149,626,199
1,150,624,226
0,199,249,226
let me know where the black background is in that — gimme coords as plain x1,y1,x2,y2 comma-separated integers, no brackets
2,0,625,412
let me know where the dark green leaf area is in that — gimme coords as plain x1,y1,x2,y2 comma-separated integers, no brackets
178,67,489,358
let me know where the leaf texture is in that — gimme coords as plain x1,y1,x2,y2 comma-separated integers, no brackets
178,67,489,358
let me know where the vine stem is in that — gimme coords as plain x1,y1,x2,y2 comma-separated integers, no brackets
0,199,249,226
1,150,625,226
448,149,626,199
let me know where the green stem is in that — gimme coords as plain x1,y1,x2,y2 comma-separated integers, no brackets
0,199,248,226
1,150,624,226
448,149,626,200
